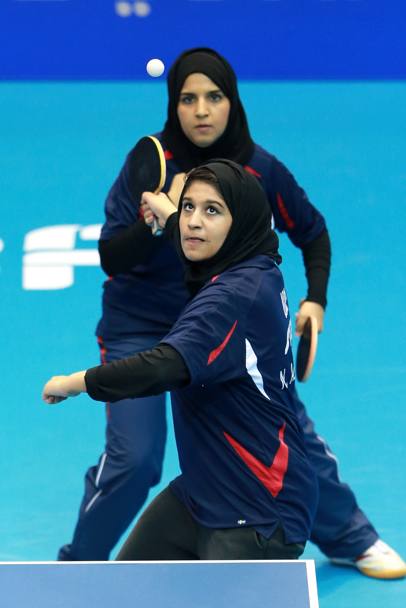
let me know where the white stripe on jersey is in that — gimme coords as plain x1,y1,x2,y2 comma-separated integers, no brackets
245,339,271,401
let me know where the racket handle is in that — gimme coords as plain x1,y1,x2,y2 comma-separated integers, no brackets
151,217,163,237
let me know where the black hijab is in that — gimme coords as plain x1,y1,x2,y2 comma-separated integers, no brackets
176,160,281,296
162,48,255,171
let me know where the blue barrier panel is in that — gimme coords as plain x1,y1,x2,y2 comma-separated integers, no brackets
0,0,405,80
0,561,319,608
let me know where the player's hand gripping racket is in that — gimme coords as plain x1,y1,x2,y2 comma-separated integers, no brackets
296,315,318,382
128,135,166,236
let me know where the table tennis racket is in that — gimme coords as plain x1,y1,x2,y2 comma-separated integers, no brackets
128,135,166,236
296,315,318,382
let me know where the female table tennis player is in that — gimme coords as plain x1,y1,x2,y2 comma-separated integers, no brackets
43,161,317,560
56,46,405,577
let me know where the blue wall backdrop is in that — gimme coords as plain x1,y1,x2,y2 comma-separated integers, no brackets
1,0,406,80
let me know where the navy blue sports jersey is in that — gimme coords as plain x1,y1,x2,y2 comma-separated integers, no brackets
96,133,326,340
163,256,318,543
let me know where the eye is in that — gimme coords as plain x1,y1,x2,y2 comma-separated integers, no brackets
209,92,224,102
182,201,194,212
179,94,194,105
207,206,219,215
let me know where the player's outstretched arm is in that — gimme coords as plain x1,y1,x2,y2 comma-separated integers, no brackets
42,345,190,406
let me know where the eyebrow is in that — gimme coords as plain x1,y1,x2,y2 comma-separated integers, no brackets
179,88,222,95
182,196,226,209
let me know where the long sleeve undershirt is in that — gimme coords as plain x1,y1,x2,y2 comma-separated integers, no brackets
98,212,179,276
301,229,331,308
85,343,190,403
98,220,162,276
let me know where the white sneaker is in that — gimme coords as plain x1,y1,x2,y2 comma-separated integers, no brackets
331,539,406,579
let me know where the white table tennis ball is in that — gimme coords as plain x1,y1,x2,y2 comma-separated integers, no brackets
146,58,165,78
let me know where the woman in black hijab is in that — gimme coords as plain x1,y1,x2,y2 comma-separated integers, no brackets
168,158,281,296
162,48,254,171
43,161,317,560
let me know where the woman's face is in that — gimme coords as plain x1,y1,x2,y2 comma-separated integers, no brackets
179,180,232,262
177,73,231,148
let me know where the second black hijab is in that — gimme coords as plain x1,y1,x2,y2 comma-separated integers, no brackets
162,48,255,171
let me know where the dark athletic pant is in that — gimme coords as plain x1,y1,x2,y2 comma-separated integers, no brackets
117,487,304,561
58,337,378,561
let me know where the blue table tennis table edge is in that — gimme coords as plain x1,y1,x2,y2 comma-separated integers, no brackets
0,559,319,608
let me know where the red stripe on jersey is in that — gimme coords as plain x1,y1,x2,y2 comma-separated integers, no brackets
207,320,238,365
164,150,174,160
224,422,289,498
244,165,261,178
211,274,220,282
276,192,295,229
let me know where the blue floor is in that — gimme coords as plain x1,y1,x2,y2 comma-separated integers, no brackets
0,82,405,607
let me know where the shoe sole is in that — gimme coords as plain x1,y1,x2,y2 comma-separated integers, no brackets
331,559,406,580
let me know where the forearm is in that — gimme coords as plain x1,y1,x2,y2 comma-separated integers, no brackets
85,344,189,403
301,229,331,308
98,220,162,276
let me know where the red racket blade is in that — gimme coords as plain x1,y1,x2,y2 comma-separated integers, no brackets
296,316,318,382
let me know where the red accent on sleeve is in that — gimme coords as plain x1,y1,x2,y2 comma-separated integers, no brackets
164,150,174,160
244,165,261,178
207,320,238,365
211,274,220,283
276,192,295,229
224,423,289,498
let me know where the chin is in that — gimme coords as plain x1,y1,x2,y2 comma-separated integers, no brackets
191,136,216,148
184,252,205,261
183,248,211,262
